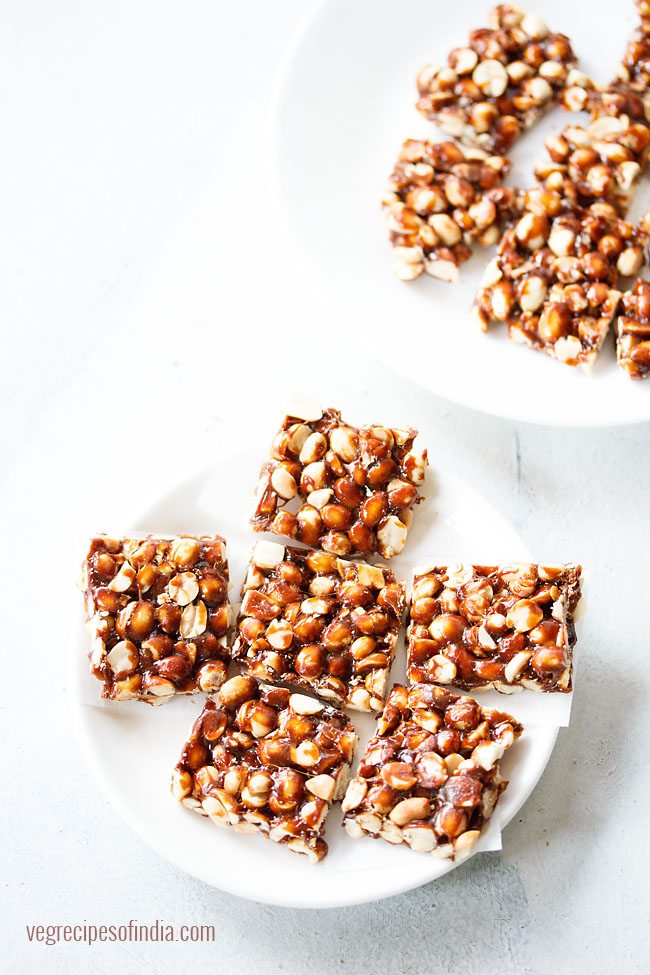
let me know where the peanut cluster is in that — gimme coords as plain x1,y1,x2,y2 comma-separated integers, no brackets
406,563,582,692
251,407,427,559
172,677,357,862
382,139,517,282
233,541,406,712
83,535,231,704
342,684,522,859
416,4,581,154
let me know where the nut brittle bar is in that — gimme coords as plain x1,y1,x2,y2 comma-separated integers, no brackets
616,278,650,379
233,541,406,712
251,407,427,559
382,139,517,282
637,0,650,35
613,17,650,93
474,201,646,368
406,562,582,692
535,116,650,216
582,6,650,122
416,4,581,153
172,676,357,862
82,534,231,704
342,683,522,858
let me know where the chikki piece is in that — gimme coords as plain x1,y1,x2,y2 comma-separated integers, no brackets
614,20,650,92
82,534,231,704
406,563,582,693
474,201,647,368
233,541,406,712
638,0,650,36
416,4,580,154
382,139,517,282
617,278,650,379
342,683,522,858
251,407,427,559
582,8,650,122
535,115,650,216
171,676,358,862
586,86,650,124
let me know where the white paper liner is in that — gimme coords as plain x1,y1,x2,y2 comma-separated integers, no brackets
473,812,503,853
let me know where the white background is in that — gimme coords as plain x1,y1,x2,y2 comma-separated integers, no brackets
1,1,649,973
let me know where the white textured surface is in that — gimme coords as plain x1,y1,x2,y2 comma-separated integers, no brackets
1,1,649,972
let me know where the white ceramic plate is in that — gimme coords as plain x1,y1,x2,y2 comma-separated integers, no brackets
70,450,557,908
270,0,650,426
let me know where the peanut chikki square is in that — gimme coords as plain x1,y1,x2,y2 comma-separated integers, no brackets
406,563,582,693
614,16,650,93
171,676,358,862
251,407,427,559
474,200,647,368
579,6,650,122
382,139,517,282
416,4,581,154
617,278,650,379
233,541,406,712
637,0,650,35
82,534,231,704
535,115,650,217
342,683,522,858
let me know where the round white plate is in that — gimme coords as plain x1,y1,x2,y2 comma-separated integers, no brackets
270,0,650,426
70,450,557,908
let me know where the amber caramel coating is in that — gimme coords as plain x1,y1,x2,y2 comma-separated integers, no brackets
251,408,427,559
83,534,231,704
233,541,406,712
406,563,582,692
416,5,580,154
342,683,522,858
172,678,358,862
